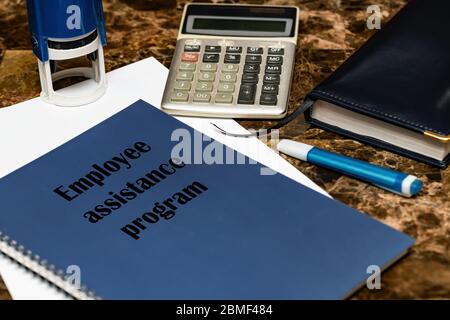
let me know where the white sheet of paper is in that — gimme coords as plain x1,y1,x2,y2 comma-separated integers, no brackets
0,57,328,300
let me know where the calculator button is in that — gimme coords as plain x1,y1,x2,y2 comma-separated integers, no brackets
224,54,241,64
205,46,221,53
179,62,196,71
193,92,211,103
247,47,263,54
218,83,235,93
200,63,218,72
262,84,279,94
184,45,200,52
226,46,242,53
203,54,220,63
241,73,259,84
265,64,282,74
260,94,278,105
245,55,262,64
174,81,191,91
181,53,199,62
244,64,260,74
268,48,284,55
199,72,216,82
222,64,239,73
176,71,194,81
220,73,237,83
171,91,189,102
267,56,283,64
263,74,280,84
238,84,257,104
215,93,233,104
195,82,213,92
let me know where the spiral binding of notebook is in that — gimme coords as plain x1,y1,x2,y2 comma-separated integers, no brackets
0,231,98,300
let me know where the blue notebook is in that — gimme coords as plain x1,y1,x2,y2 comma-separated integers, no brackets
0,100,413,299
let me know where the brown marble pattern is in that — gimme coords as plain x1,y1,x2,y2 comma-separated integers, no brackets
0,0,448,300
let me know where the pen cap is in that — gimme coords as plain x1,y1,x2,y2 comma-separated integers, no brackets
26,0,107,107
277,140,314,161
401,175,423,197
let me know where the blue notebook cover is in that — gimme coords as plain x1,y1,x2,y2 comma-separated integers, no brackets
0,100,414,299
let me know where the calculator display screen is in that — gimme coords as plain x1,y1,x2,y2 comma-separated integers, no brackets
183,5,297,37
192,18,287,33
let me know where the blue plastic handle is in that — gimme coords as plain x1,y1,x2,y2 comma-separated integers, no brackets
26,0,107,61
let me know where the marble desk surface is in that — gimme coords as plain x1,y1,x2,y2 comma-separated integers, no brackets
0,0,448,300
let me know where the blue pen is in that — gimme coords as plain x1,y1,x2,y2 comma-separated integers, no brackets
277,139,423,197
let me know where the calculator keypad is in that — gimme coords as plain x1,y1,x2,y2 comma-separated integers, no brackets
193,92,211,103
263,74,280,84
205,46,221,53
226,46,242,53
268,47,284,55
171,91,189,102
238,84,257,105
195,82,213,92
183,45,200,52
181,53,199,62
198,72,215,82
246,55,262,64
176,71,194,81
200,63,217,72
165,39,294,117
247,47,264,55
179,62,196,71
224,54,241,64
215,93,233,104
218,83,235,93
220,73,237,83
222,64,239,73
174,81,191,91
242,73,258,83
203,54,220,63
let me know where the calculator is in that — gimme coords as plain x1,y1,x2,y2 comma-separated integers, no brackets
161,3,299,119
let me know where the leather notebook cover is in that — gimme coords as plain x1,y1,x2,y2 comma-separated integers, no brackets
305,0,450,168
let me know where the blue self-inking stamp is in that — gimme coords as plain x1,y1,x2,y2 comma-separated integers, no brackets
26,0,107,107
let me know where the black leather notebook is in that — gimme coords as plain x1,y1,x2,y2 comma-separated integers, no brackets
304,0,450,168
